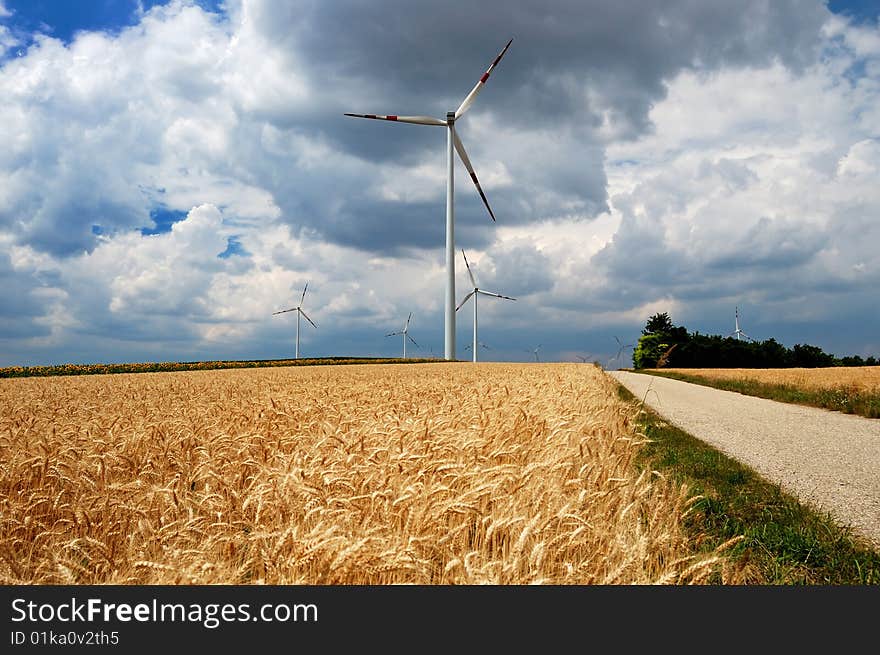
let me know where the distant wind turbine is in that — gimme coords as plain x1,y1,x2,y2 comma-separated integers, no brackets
345,39,513,362
464,341,491,353
529,344,542,362
386,312,420,359
272,282,318,359
609,336,635,368
456,250,515,362
730,306,753,341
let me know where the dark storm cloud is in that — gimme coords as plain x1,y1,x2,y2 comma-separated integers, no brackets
264,0,826,127
590,212,830,312
483,242,555,297
705,217,827,271
246,0,829,251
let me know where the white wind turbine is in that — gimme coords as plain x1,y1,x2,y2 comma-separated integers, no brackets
609,336,635,369
272,282,318,359
455,249,515,362
386,312,420,359
345,39,513,362
729,306,752,341
529,344,542,362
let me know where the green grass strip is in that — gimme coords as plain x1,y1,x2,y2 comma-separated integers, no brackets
637,369,880,419
617,384,880,585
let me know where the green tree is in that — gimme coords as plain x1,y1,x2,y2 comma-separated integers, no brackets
643,312,673,335
633,333,671,369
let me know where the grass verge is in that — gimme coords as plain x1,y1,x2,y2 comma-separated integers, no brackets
617,383,880,584
637,369,880,419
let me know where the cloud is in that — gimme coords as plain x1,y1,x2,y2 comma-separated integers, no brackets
590,51,880,343
1,0,879,365
7,0,831,258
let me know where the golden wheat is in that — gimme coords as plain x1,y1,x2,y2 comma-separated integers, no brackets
659,366,880,393
0,363,737,584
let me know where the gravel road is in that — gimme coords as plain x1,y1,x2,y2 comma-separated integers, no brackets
610,371,880,548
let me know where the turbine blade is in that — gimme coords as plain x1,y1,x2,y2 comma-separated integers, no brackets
300,281,309,307
455,290,476,312
386,331,401,337
405,312,412,331
478,290,516,301
407,334,420,348
461,249,477,288
299,308,318,328
455,38,513,119
453,131,496,221
344,113,445,126
272,308,296,315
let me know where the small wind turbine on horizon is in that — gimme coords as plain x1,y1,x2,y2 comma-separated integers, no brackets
456,249,515,362
386,312,420,359
529,344,542,362
345,39,514,362
272,282,318,359
730,306,753,341
608,336,635,369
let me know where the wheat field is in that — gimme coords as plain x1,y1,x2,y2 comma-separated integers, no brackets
659,367,880,392
0,362,739,584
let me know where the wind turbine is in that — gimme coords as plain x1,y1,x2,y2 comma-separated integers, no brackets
455,249,515,362
530,345,542,362
387,312,420,359
345,39,513,362
608,336,635,369
272,282,318,359
464,341,491,353
730,306,752,341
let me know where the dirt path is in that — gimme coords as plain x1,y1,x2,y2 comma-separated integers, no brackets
610,371,880,548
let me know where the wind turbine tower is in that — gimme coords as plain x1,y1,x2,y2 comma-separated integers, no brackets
272,282,318,359
346,39,513,362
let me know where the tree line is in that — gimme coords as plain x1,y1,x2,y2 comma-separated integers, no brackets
632,312,879,369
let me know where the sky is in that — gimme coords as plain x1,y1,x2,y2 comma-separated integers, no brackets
0,0,878,368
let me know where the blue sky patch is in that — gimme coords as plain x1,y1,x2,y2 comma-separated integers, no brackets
141,207,187,236
218,236,248,259
1,1,227,47
828,0,880,24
